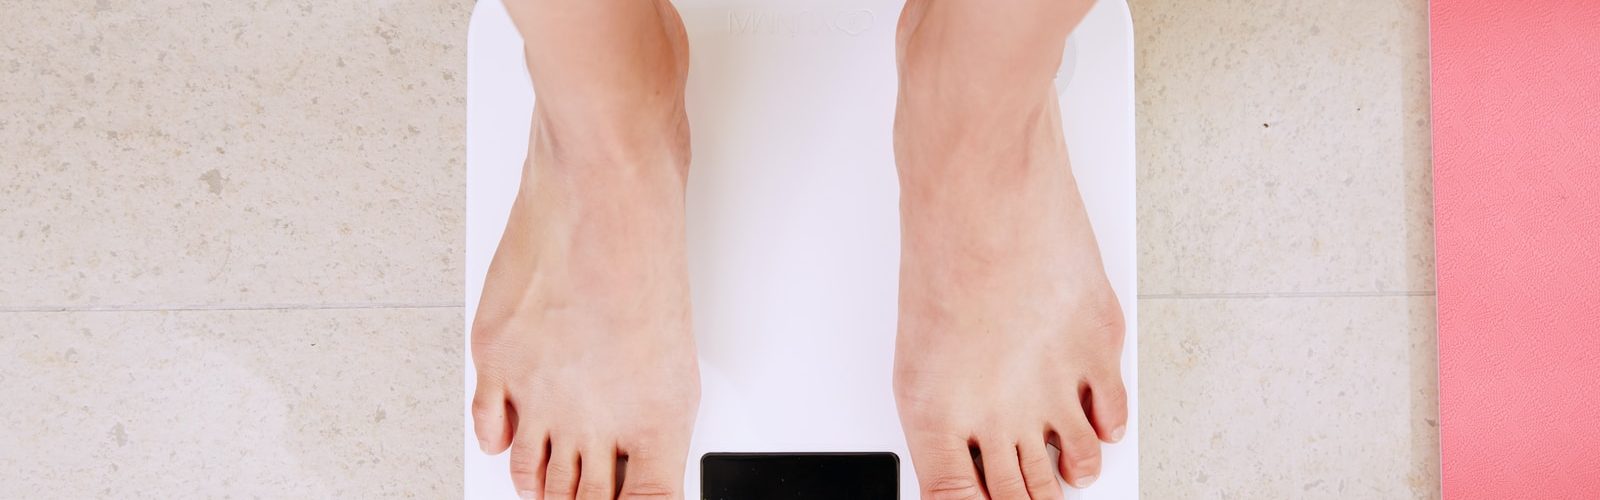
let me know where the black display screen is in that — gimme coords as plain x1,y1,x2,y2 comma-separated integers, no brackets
700,452,899,500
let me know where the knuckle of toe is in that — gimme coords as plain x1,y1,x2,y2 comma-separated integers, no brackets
508,461,541,477
1022,469,1063,498
1023,455,1058,480
508,451,540,471
1028,481,1066,500
1068,452,1102,474
509,465,537,477
922,476,985,500
1065,450,1101,468
1104,383,1129,404
545,481,578,497
1101,390,1130,418
545,462,578,481
1062,438,1102,463
470,399,502,421
619,481,679,499
988,473,1029,496
1024,471,1062,496
577,479,612,498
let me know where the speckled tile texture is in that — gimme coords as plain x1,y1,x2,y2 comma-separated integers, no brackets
1141,298,1439,499
1130,0,1439,498
0,309,462,498
0,0,468,307
0,0,469,496
1132,0,1434,296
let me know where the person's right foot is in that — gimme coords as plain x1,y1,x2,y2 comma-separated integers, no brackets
891,1,1128,499
471,2,700,499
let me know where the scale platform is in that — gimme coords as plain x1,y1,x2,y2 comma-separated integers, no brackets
465,0,1137,497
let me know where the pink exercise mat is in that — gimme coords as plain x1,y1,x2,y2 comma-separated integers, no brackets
1432,1,1600,498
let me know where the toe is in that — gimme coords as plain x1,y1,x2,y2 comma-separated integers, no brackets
543,442,582,500
617,449,685,499
1018,439,1063,500
508,424,549,498
906,435,985,500
576,445,618,500
471,378,513,454
1051,411,1102,489
1086,376,1129,443
976,437,1029,500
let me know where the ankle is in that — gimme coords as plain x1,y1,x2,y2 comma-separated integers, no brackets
528,108,691,188
894,102,1065,199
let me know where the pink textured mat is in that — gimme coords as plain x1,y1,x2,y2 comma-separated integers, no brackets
1432,1,1600,498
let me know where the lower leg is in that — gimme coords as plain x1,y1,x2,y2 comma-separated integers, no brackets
507,0,691,172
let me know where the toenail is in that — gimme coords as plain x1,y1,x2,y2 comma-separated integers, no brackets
1072,474,1097,488
518,490,537,499
478,439,490,453
1110,426,1126,443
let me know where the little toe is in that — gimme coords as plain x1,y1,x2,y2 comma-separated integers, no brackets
976,437,1029,500
617,449,685,500
508,424,549,498
543,442,582,500
1051,413,1102,489
1086,376,1129,443
576,445,618,500
907,435,985,500
1019,439,1063,500
471,379,513,455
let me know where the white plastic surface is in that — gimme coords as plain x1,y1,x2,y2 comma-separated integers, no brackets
465,1,1137,498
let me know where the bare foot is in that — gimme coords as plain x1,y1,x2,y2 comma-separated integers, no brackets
892,2,1128,499
471,2,699,499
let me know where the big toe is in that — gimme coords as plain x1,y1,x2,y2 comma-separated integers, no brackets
1086,375,1129,443
471,379,513,454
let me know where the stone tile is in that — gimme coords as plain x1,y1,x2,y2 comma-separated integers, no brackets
0,307,463,498
1129,0,1434,295
1140,296,1439,499
0,0,469,307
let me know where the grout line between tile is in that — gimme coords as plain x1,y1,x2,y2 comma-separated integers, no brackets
1138,291,1436,300
0,302,466,313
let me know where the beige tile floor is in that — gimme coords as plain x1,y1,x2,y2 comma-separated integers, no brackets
1131,0,1438,498
0,0,1437,497
1,0,470,497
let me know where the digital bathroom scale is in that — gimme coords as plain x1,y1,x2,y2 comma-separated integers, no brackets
464,0,1138,498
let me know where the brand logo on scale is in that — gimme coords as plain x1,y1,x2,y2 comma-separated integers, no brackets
727,9,875,37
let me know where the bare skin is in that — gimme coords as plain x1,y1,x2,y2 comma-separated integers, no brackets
892,1,1129,499
469,1,698,499
472,1,1126,499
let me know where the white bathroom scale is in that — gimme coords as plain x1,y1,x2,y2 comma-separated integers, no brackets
464,1,1137,498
